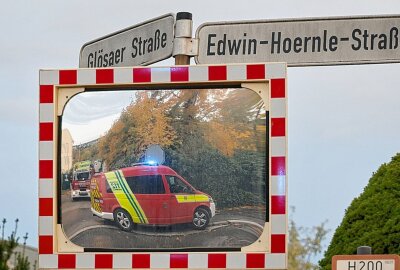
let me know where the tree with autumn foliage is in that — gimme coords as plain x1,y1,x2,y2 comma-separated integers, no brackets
203,90,266,156
164,88,267,207
98,91,176,170
288,208,329,270
81,87,267,208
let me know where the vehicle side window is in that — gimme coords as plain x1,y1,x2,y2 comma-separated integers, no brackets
106,181,112,193
166,175,192,194
126,175,165,194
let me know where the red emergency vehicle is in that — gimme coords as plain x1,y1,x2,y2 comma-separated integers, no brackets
90,163,216,231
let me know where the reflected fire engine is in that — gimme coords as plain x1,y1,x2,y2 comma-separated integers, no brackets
70,160,92,200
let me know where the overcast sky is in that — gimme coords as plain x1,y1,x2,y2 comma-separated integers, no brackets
1,0,400,258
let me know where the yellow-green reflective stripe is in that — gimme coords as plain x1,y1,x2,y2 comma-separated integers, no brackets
115,170,148,224
175,194,209,203
105,171,142,223
105,171,148,224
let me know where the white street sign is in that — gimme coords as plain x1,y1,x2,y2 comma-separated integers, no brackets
80,14,175,68
195,15,400,66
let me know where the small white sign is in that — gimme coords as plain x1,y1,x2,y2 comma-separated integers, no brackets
332,255,399,270
336,259,395,270
80,14,175,68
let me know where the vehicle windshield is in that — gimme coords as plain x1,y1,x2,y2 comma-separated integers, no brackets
75,172,90,181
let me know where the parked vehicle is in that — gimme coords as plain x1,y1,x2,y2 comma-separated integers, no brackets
90,163,216,231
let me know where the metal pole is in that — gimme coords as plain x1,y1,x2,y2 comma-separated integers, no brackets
174,12,193,65
357,246,372,255
175,54,190,65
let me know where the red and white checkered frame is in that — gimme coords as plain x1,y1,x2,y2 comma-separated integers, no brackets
39,63,287,269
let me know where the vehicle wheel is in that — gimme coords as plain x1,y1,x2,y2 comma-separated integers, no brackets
192,208,210,230
114,209,134,232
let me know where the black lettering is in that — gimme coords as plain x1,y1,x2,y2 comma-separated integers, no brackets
312,36,321,52
88,53,94,68
217,34,226,55
367,261,374,270
304,36,311,52
121,47,126,63
147,38,153,53
207,34,216,56
363,30,369,50
161,33,167,48
242,33,247,55
360,261,365,270
248,39,257,54
155,29,160,50
370,33,378,50
143,39,147,55
97,54,103,68
352,29,362,50
323,30,328,51
329,36,338,51
390,27,399,49
283,38,291,53
94,51,97,68
132,38,138,58
109,51,114,66
228,39,242,55
293,37,302,53
138,37,143,55
376,261,382,270
115,50,121,64
378,33,387,49
103,53,109,67
271,32,281,54
348,261,357,270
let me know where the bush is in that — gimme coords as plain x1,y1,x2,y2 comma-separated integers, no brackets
165,139,266,208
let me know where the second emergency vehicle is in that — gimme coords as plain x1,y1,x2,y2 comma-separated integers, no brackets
71,160,92,200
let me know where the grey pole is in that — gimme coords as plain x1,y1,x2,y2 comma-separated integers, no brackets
357,246,372,255
174,12,193,65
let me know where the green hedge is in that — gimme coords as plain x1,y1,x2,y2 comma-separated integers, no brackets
164,138,266,209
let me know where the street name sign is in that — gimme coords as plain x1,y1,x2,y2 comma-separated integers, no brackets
79,14,174,68
332,254,400,270
195,15,400,66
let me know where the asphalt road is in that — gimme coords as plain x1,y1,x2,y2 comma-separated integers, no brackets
61,192,266,249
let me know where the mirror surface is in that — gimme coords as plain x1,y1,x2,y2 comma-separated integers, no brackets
60,87,267,250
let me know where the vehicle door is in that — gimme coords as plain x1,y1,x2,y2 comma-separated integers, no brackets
125,174,170,224
165,175,195,223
